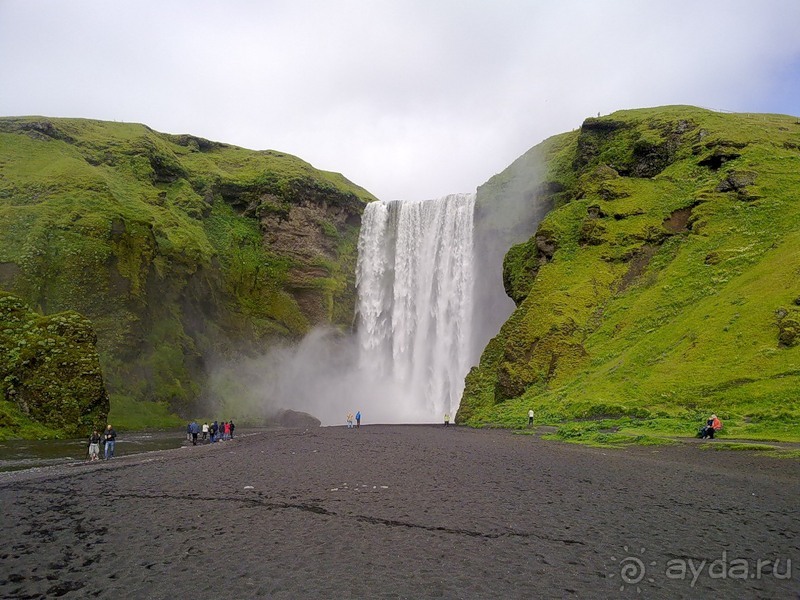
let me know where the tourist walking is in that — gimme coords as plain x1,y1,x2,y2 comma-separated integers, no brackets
229,420,235,439
355,411,361,429
190,420,200,445
88,429,101,461
444,413,450,427
528,409,534,427
103,424,117,459
202,422,209,441
347,412,354,428
224,421,231,440
211,420,219,442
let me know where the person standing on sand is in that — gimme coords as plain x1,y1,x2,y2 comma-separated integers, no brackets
103,424,117,459
229,420,235,439
202,422,209,441
224,421,231,440
88,429,101,461
211,420,218,442
528,409,534,427
444,413,450,427
347,412,354,428
190,420,199,446
356,411,361,429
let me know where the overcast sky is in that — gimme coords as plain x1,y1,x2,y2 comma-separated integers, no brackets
1,0,799,201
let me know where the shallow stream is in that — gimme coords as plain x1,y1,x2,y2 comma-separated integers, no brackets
0,430,186,473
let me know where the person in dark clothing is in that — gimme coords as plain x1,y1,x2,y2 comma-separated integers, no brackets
701,414,722,439
104,425,117,459
88,429,101,461
190,421,199,445
211,421,219,443
229,420,235,439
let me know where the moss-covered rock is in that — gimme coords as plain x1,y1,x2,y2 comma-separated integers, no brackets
0,292,108,437
459,106,800,432
0,116,376,423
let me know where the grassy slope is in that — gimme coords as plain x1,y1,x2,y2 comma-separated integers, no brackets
0,117,375,433
459,106,800,443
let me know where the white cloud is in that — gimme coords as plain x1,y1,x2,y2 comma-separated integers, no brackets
1,0,799,200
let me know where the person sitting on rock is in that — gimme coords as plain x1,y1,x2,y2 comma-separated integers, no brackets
701,414,722,439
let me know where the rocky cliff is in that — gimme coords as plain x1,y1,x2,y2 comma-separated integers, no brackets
0,117,376,432
459,106,800,440
0,292,108,438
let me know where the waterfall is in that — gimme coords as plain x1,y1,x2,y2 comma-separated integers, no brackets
356,193,476,421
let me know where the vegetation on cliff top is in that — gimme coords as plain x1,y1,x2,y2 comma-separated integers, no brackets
0,116,376,435
459,106,800,443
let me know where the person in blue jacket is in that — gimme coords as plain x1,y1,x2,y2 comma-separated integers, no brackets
189,420,200,445
355,411,361,429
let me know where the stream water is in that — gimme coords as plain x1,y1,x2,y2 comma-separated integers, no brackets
0,430,187,473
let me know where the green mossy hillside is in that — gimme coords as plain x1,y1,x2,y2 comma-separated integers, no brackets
459,106,800,441
0,117,376,432
0,292,108,439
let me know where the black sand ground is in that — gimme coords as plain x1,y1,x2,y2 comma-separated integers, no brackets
0,425,797,599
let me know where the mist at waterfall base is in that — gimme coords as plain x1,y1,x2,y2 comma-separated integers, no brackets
209,177,549,425
207,328,413,426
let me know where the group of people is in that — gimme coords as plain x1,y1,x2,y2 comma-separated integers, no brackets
87,418,238,461
89,410,724,460
187,420,235,445
88,424,117,461
346,411,362,428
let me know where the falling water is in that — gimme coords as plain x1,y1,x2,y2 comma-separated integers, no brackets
356,193,476,420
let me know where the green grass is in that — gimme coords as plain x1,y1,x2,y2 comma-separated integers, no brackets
699,442,800,459
0,116,376,434
107,394,184,431
460,106,800,444
700,442,776,451
0,400,62,440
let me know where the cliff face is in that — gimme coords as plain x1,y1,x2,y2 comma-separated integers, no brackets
0,117,376,426
459,106,800,435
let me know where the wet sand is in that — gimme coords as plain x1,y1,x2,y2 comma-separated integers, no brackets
0,425,797,599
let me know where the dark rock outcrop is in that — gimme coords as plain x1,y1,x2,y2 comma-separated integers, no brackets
272,409,321,429
0,292,109,435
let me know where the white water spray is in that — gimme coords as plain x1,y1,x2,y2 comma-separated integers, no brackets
356,193,476,421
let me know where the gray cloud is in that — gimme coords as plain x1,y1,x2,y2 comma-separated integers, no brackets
1,0,799,200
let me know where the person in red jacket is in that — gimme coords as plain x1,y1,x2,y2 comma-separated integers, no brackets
701,414,722,439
